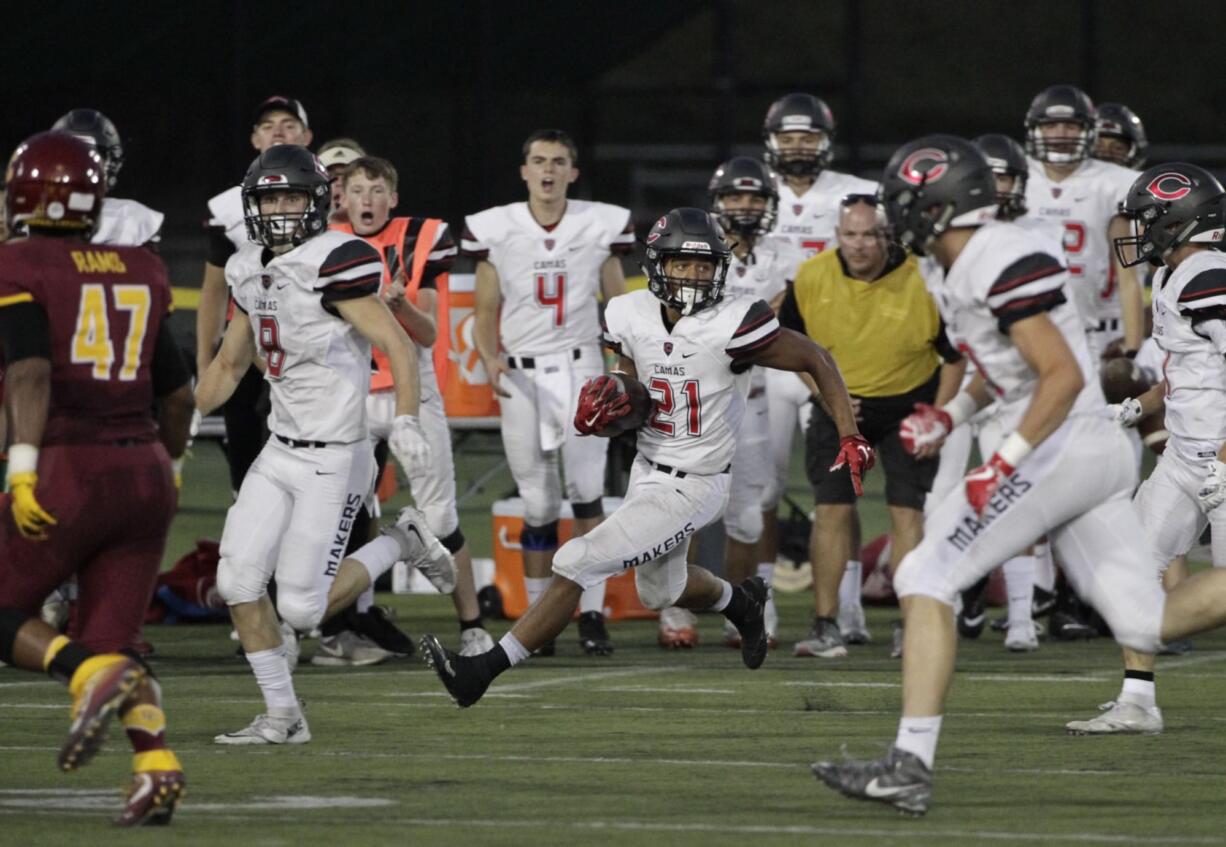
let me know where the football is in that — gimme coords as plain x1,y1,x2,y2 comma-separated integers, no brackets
1100,357,1150,404
599,373,654,435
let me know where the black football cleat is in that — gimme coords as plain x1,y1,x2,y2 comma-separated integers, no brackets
355,605,415,657
811,745,932,816
957,576,989,639
732,577,770,670
577,611,614,656
420,634,491,708
532,638,556,657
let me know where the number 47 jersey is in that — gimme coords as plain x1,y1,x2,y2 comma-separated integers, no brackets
462,199,633,356
0,238,173,445
603,289,780,475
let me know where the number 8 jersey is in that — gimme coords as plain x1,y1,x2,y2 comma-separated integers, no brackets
226,231,383,444
462,200,633,356
603,289,780,475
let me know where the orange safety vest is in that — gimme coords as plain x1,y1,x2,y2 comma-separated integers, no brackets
330,217,447,391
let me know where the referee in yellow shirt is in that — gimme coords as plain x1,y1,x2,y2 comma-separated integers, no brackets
781,195,963,658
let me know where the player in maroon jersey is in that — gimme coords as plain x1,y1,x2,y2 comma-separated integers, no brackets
0,131,193,825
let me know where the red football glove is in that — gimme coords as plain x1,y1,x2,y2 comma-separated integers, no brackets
829,434,875,496
965,453,1014,516
899,403,954,458
574,375,632,436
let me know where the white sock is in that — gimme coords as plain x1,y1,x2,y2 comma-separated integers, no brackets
838,560,862,609
1033,543,1056,592
246,646,299,713
1003,556,1036,626
710,578,734,612
524,577,551,608
356,585,375,614
351,535,402,585
1119,675,1157,709
895,715,942,770
499,632,531,667
579,581,606,615
756,562,774,585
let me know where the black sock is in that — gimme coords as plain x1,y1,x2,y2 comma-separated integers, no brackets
47,641,94,687
1124,669,1155,683
723,586,749,627
477,644,511,678
459,616,484,632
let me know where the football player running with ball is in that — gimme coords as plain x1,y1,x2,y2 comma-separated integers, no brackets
812,136,1226,816
421,208,871,708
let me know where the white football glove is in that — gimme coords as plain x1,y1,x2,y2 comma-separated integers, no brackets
1197,460,1226,513
1107,397,1144,427
389,415,431,473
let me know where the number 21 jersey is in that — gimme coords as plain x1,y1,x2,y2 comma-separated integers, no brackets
603,290,780,474
462,199,633,356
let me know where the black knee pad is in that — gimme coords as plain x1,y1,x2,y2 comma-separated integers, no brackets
440,527,466,554
571,498,604,520
521,520,559,551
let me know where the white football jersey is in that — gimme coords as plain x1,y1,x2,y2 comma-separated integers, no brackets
603,289,780,474
773,170,877,263
935,220,1104,433
92,197,164,247
207,185,247,251
1150,250,1226,459
462,199,633,356
724,238,798,395
1024,157,1136,326
227,231,384,443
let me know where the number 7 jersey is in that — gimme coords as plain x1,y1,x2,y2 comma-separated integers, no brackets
462,199,633,355
602,289,780,475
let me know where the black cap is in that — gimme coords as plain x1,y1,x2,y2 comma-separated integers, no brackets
253,96,309,128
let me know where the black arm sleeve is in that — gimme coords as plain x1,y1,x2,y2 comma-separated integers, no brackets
0,302,51,364
777,282,805,334
935,319,962,363
151,320,193,397
207,226,237,267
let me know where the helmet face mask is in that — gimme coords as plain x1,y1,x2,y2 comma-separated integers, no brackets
241,145,330,249
1094,103,1148,169
708,157,779,240
973,134,1029,220
762,93,836,178
643,208,732,316
1024,85,1097,166
1113,163,1226,268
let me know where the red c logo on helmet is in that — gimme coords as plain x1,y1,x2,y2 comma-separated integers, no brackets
1146,172,1193,202
899,148,949,186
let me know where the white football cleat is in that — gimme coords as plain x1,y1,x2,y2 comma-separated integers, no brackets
1065,700,1163,735
1005,620,1040,652
459,627,496,657
386,507,456,594
311,631,395,667
214,710,311,745
764,593,779,649
658,607,699,649
837,603,870,645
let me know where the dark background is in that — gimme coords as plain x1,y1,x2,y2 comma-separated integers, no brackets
4,0,1225,287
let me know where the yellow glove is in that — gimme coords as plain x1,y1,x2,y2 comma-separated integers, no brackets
9,471,56,540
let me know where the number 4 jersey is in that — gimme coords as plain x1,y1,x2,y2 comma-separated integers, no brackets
462,200,633,356
0,238,176,445
603,289,780,475
226,231,383,444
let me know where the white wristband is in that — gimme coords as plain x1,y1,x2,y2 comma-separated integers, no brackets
6,443,39,478
997,432,1033,467
943,391,980,429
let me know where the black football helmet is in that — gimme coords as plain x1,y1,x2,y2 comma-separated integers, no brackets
51,109,124,190
762,93,836,177
1094,103,1148,169
1113,163,1226,268
973,134,1029,220
642,208,732,316
241,145,330,248
879,135,997,256
1024,84,1097,165
708,157,779,241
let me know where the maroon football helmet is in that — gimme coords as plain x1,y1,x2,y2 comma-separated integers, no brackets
4,131,106,237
